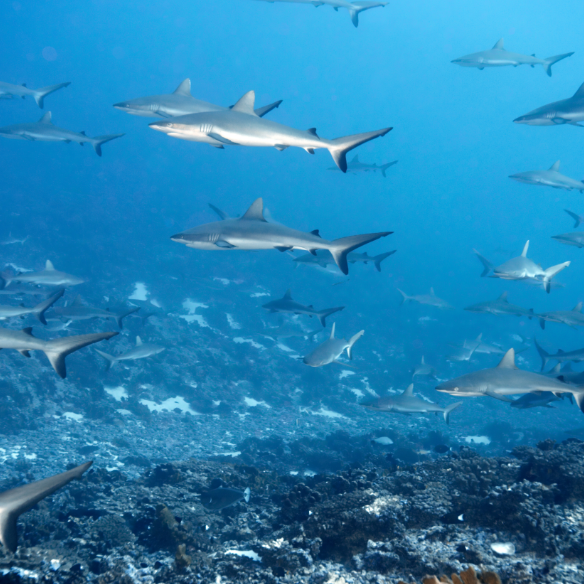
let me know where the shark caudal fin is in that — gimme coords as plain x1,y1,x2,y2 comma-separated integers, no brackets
397,289,411,305
114,307,140,330
373,250,396,272
32,289,64,325
254,100,283,118
542,52,574,77
329,232,392,274
43,332,118,378
348,2,387,27
33,82,71,109
327,128,392,173
444,402,462,425
95,348,118,371
565,209,584,228
0,461,92,552
316,306,345,327
0,270,13,289
543,261,570,293
534,338,551,371
346,330,365,359
380,160,398,178
473,249,494,277
91,134,125,157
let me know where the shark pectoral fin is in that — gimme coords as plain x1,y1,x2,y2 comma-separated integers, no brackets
333,360,356,368
214,240,236,248
274,144,289,151
274,246,292,252
485,390,514,402
210,144,225,149
18,350,31,358
208,132,237,146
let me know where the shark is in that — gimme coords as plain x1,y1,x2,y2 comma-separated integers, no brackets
534,338,584,371
447,333,482,362
397,288,454,310
1,260,84,288
0,80,70,108
436,348,584,412
412,355,437,380
0,289,64,325
114,78,282,119
463,334,506,356
538,302,584,330
303,322,363,367
0,234,29,245
360,384,462,424
510,391,562,409
0,112,124,156
0,461,92,552
256,322,320,340
509,161,584,192
149,90,391,172
262,289,343,327
254,0,389,28
170,198,391,275
546,363,584,386
565,209,584,228
551,232,584,248
293,248,395,272
473,241,570,293
95,336,165,370
451,38,573,76
47,296,140,329
514,81,584,126
0,328,117,378
327,154,398,177
466,290,535,322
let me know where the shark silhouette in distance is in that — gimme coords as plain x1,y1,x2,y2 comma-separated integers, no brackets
303,322,364,367
452,38,573,76
95,336,165,370
0,289,64,325
0,80,70,108
538,302,584,330
0,462,92,552
150,90,391,172
262,289,344,327
328,155,398,177
551,232,584,248
0,260,84,288
473,241,570,293
398,288,454,310
47,296,140,329
534,338,584,372
510,161,584,192
465,291,534,320
293,248,395,272
0,112,124,156
514,81,584,126
171,198,391,275
114,78,282,119
412,356,438,380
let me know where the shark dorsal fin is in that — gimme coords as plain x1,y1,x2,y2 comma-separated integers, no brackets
231,91,257,116
551,363,562,374
283,289,292,299
403,384,414,396
430,288,435,296
72,295,84,306
306,128,318,137
173,79,191,96
240,198,266,221
493,38,505,50
330,322,335,340
136,336,143,346
22,327,34,336
550,160,561,171
521,240,529,258
39,112,52,124
573,302,583,313
498,291,509,302
497,348,517,369
45,260,55,271
475,333,483,342
573,81,584,98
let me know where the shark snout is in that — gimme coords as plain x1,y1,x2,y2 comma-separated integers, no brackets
113,102,129,110
149,121,172,132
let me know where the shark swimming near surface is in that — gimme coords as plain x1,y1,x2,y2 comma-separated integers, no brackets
360,384,462,424
474,241,569,293
171,198,391,275
0,80,71,108
47,296,140,329
293,248,395,272
0,112,124,156
551,232,584,248
0,289,64,325
262,289,343,327
0,461,92,552
95,336,165,370
0,260,84,288
465,292,534,320
114,78,282,119
327,155,398,177
509,161,584,192
150,90,391,172
303,322,363,367
398,288,454,310
451,38,573,76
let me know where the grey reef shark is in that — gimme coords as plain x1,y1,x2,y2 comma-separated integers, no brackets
0,79,70,108
170,198,391,275
464,291,535,320
452,38,573,76
0,112,124,156
303,322,364,367
535,338,584,372
398,288,454,310
551,232,584,249
328,154,398,177
262,289,344,327
510,160,584,192
149,90,391,172
538,302,584,330
114,78,282,119
293,248,395,272
95,336,165,370
0,260,84,288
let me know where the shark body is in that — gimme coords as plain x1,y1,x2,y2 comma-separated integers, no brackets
0,80,70,108
328,155,397,176
510,161,584,192
95,336,165,370
398,288,454,310
262,289,343,327
303,322,363,367
1,260,84,288
552,232,584,248
47,296,139,329
465,292,534,320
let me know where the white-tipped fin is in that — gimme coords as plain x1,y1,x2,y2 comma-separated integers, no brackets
240,198,266,221
173,79,191,96
231,91,257,116
521,241,529,257
497,348,517,369
493,38,505,50
329,322,336,340
550,160,561,171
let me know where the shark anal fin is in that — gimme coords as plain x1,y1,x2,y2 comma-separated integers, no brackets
274,144,289,151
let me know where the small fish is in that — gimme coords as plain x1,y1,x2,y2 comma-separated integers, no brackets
200,487,251,511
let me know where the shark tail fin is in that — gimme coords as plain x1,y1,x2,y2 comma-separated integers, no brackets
347,2,384,27
254,100,283,118
329,232,392,275
346,330,364,360
44,332,118,378
316,306,345,327
543,261,570,293
397,289,410,305
373,250,396,272
33,289,64,325
534,338,551,372
444,402,462,425
95,348,118,371
542,52,574,77
115,307,140,330
473,249,494,277
380,160,398,178
327,128,392,173
91,134,125,157
208,203,230,220
33,82,71,109
565,209,583,228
